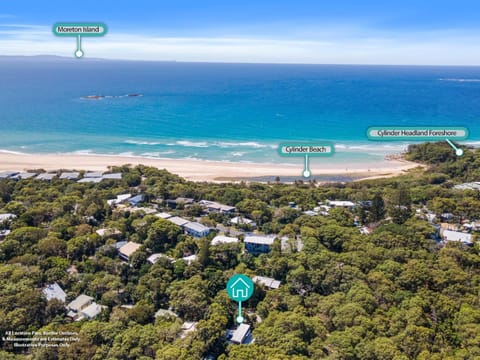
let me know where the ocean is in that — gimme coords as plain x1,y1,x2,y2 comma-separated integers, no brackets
1,56,480,165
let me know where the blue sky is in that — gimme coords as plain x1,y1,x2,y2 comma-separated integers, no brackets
1,1,480,64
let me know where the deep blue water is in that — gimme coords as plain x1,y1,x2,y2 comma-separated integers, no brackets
1,57,480,164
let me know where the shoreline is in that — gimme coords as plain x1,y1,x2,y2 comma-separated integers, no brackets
0,152,421,182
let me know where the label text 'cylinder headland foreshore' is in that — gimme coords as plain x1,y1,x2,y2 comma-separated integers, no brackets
367,127,469,141
278,143,334,157
53,23,107,37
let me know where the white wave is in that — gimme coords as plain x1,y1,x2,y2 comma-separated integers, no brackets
176,140,209,147
117,152,136,157
334,143,408,152
230,151,246,157
125,140,160,145
438,78,480,83
216,141,271,148
0,149,27,155
140,150,176,157
71,149,94,155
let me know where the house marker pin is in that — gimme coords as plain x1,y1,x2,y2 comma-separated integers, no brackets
227,274,254,324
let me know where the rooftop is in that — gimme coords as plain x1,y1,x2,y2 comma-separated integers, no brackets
244,235,276,245
67,294,93,312
42,283,67,303
230,324,251,344
119,242,142,258
253,275,281,289
167,216,190,227
211,235,239,246
184,222,209,232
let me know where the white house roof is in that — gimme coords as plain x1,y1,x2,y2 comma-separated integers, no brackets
244,235,276,245
81,302,104,319
211,235,239,246
328,200,355,207
119,242,142,258
167,216,190,227
253,276,281,289
155,212,172,219
16,172,37,179
102,173,122,180
59,172,80,180
184,222,209,232
154,309,178,318
231,324,251,344
42,283,67,303
83,171,103,178
0,213,16,222
36,173,57,181
107,193,132,206
67,294,93,312
0,171,19,179
181,254,198,264
230,216,255,225
199,200,235,212
147,253,174,264
442,230,473,245
78,177,102,183
96,228,121,237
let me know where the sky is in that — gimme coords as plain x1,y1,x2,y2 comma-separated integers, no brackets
1,0,480,65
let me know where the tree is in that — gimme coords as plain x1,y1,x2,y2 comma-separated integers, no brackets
370,192,386,222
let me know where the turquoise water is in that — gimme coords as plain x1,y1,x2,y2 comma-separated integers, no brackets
1,57,480,164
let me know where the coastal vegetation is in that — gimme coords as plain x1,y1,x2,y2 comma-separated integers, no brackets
0,142,479,359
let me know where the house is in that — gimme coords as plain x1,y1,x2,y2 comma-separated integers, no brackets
0,213,16,222
167,216,190,227
453,182,480,191
81,303,105,320
184,222,210,238
441,230,473,246
155,212,172,219
327,200,355,209
230,216,256,228
147,253,174,264
42,283,67,303
199,200,235,214
303,210,318,216
0,171,19,179
83,171,103,178
244,235,276,254
211,235,239,246
118,241,142,261
95,228,121,237
0,229,11,240
59,172,80,180
165,197,195,209
180,254,198,265
154,309,178,319
128,194,145,207
14,172,37,180
107,193,132,206
102,173,122,180
35,173,57,181
253,276,281,290
66,294,93,320
230,324,251,345
180,321,198,338
78,177,102,183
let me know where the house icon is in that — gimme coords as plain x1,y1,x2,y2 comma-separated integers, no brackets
227,274,254,302
230,278,250,299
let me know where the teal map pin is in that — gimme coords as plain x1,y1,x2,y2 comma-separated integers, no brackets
227,274,254,323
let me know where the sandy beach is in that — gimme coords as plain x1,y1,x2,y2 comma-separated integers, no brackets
0,152,422,182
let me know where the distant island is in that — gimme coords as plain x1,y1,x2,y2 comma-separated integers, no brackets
81,93,143,100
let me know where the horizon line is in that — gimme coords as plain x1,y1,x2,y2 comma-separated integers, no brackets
2,54,480,67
